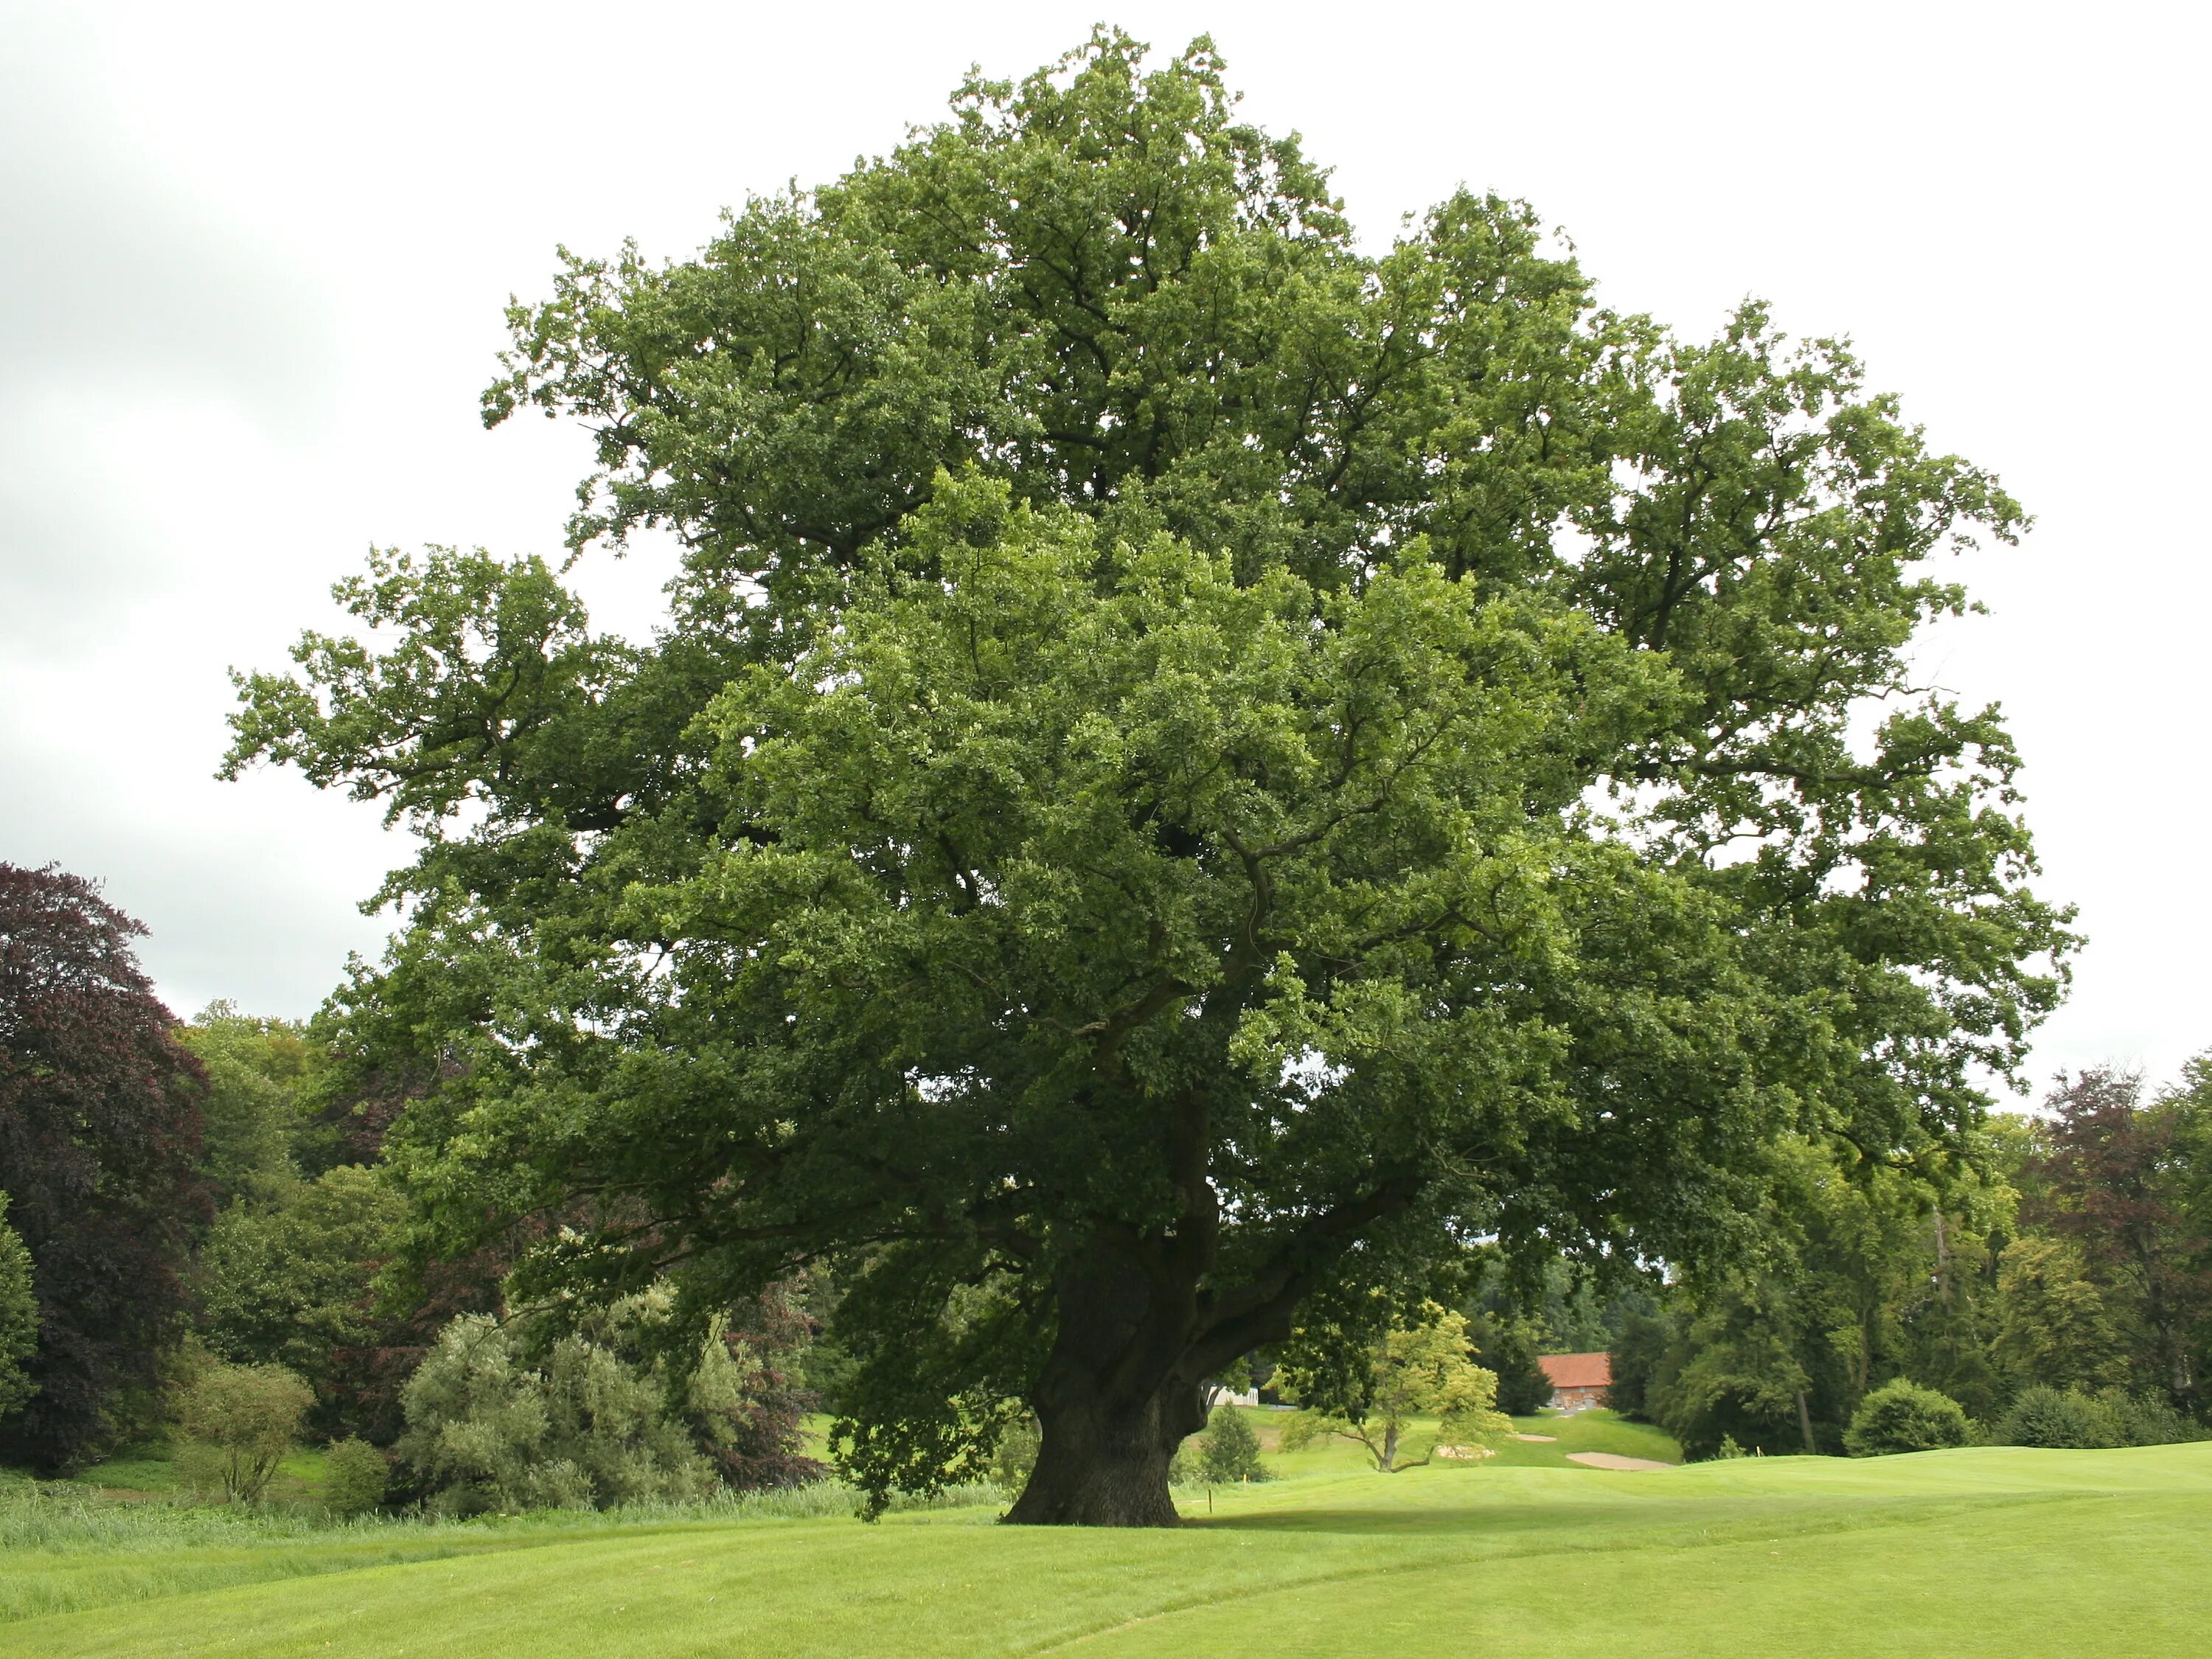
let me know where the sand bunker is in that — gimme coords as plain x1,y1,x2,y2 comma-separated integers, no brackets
1566,1452,1672,1471
1511,1433,1557,1442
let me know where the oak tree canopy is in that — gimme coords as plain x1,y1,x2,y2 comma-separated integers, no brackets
225,30,2070,1524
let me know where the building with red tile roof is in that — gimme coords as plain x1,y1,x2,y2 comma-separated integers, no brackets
1537,1351,1612,1413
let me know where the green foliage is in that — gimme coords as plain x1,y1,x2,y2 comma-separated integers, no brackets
1280,1304,1510,1472
1843,1379,1970,1456
391,1293,807,1514
1993,1385,2205,1450
223,30,2071,1516
197,1165,404,1420
987,1413,1041,1492
396,1310,703,1513
1464,1311,1554,1417
176,1004,319,1208
318,1437,389,1517
1196,1404,1269,1484
174,1359,313,1503
1994,1385,2123,1450
1605,1312,1674,1422
1993,1236,2127,1394
0,1194,38,1422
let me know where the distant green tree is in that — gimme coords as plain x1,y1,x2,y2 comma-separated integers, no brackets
1994,1385,2124,1450
1648,1283,1820,1459
0,1195,38,1421
1465,1312,1554,1417
989,1413,1042,1491
175,1358,314,1503
1843,1379,1969,1455
198,1164,405,1430
1280,1305,1510,1472
395,1308,709,1514
1606,1311,1674,1422
393,1289,818,1513
1195,1402,1269,1483
177,1004,317,1209
1993,1236,2127,1394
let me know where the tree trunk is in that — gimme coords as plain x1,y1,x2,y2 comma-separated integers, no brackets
1004,1377,1198,1526
1795,1388,1818,1455
1002,1239,1212,1527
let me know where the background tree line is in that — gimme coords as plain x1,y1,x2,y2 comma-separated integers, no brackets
1606,1074,2212,1456
7,856,2206,1506
0,862,823,1509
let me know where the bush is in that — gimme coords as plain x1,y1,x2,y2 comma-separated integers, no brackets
1197,1403,1270,1484
2092,1388,2207,1447
175,1360,314,1502
1992,1385,2207,1450
1844,1380,1970,1456
320,1436,389,1517
1995,1385,2124,1449
396,1307,717,1514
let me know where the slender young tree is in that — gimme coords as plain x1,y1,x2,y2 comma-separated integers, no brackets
223,32,2069,1523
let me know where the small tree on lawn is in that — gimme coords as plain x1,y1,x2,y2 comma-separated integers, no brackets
321,1436,390,1516
1279,1304,1510,1472
1196,1402,1268,1484
176,1359,314,1502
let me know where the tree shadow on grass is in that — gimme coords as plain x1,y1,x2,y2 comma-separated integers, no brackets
1181,1502,1624,1539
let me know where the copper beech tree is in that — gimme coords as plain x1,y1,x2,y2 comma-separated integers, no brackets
225,33,2070,1523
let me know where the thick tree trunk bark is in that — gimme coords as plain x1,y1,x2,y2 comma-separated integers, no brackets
1001,1234,1212,1527
1004,1376,1200,1526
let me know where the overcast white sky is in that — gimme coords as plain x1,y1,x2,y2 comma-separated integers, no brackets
2,0,2205,1101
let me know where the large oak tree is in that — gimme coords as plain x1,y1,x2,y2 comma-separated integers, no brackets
226,32,2070,1523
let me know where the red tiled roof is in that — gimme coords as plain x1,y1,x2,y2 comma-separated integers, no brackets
1537,1352,1611,1390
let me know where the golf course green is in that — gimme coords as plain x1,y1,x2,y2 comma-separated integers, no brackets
5,1435,2207,1657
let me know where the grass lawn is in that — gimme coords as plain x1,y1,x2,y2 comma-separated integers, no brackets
6,1439,2208,1656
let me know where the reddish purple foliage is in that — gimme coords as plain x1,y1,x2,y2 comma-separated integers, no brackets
2030,1068,2212,1411
0,864,210,1471
704,1287,827,1491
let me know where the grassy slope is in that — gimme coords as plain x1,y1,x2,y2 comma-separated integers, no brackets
7,1443,2209,1658
1243,1405,1680,1476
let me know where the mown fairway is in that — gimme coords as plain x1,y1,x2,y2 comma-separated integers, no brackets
6,1441,2208,1658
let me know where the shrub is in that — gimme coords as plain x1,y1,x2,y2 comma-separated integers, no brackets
396,1307,715,1514
175,1360,314,1502
1844,1380,1970,1456
2092,1388,2207,1447
1995,1384,2124,1449
321,1437,389,1517
1197,1403,1269,1484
